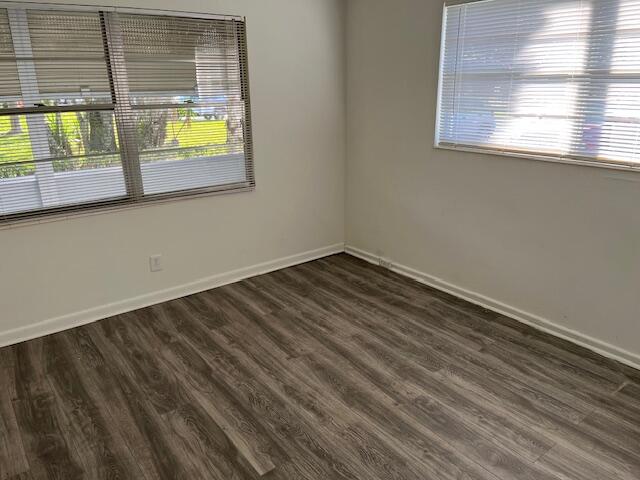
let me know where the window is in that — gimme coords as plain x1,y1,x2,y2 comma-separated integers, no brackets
0,4,254,223
437,0,640,170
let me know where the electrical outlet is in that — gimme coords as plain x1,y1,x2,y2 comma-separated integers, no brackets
149,255,163,272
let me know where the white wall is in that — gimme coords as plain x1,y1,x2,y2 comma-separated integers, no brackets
0,0,346,343
346,0,640,366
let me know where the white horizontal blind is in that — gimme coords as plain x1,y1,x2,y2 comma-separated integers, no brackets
118,13,250,195
0,4,254,223
437,0,640,168
0,8,124,214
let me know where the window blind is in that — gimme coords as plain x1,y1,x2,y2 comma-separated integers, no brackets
0,4,253,223
437,0,640,169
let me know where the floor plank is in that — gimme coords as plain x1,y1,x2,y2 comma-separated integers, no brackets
44,333,146,480
0,349,29,480
11,341,84,480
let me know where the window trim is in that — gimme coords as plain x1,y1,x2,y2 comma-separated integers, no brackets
0,183,255,231
0,2,243,21
444,0,494,6
0,1,255,226
434,143,640,173
434,0,640,174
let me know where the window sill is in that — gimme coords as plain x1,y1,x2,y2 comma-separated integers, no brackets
0,183,255,231
434,144,640,174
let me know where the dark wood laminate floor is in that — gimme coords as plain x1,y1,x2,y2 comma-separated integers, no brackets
1,254,639,480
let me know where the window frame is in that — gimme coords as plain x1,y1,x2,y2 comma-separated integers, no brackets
0,2,255,227
434,0,640,173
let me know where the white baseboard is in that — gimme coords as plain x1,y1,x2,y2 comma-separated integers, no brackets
345,245,640,371
0,243,345,348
